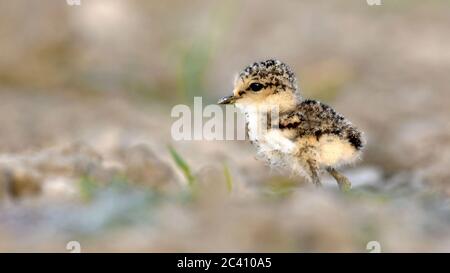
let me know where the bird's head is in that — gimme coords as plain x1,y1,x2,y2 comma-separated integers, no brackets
218,59,300,112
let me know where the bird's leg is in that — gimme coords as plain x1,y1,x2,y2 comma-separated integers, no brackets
306,159,322,188
326,167,351,192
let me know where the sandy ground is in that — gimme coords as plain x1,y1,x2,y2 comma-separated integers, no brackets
0,90,449,252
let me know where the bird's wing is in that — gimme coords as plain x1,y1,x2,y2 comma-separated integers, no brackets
279,100,364,150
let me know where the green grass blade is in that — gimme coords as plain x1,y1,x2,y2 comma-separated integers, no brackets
79,176,98,201
168,145,196,189
223,163,233,193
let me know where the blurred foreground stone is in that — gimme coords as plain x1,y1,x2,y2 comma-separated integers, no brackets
0,142,177,202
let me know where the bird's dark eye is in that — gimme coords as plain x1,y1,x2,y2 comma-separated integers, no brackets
249,83,264,92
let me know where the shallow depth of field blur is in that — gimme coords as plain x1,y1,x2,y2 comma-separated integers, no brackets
1,0,450,252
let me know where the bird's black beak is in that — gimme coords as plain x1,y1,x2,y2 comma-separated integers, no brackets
217,95,237,105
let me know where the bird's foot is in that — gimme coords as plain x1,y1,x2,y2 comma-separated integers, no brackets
326,167,352,192
336,176,351,192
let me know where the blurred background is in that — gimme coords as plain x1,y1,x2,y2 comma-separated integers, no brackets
1,0,450,252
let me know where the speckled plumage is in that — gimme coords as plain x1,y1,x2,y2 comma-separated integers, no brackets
239,59,298,92
279,99,364,151
219,59,365,190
